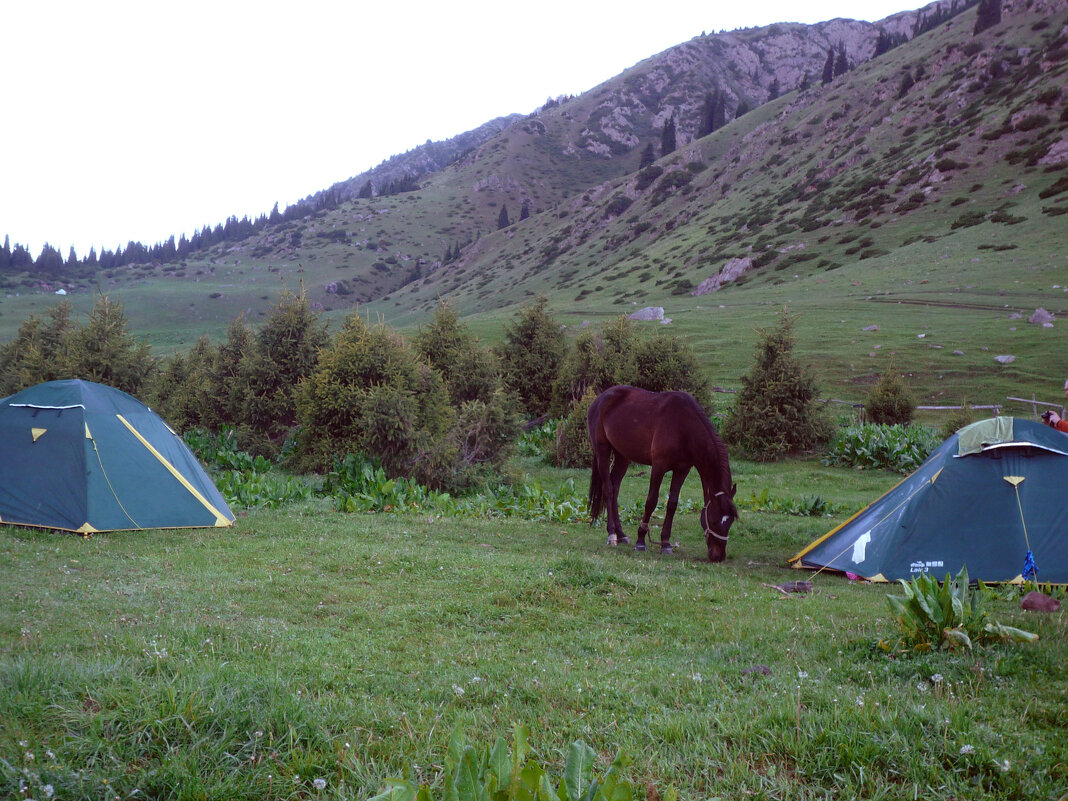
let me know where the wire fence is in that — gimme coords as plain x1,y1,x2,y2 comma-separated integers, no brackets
710,387,1066,421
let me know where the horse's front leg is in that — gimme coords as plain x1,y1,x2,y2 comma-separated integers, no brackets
607,455,630,545
636,467,666,552
659,468,691,554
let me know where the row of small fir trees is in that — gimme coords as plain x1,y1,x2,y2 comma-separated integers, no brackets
0,291,918,489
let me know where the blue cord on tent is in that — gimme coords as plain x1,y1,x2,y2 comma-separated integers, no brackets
1023,549,1037,582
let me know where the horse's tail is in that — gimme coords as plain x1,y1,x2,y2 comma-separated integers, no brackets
588,450,604,524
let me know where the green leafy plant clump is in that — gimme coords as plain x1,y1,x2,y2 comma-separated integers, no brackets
882,567,1038,653
184,427,313,509
824,423,941,473
370,724,665,801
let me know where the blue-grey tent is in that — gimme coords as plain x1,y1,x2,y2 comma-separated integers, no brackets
791,418,1068,583
0,379,234,533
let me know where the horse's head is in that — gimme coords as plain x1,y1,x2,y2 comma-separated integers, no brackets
701,483,738,562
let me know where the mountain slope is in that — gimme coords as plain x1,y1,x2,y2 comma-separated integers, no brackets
2,0,1066,409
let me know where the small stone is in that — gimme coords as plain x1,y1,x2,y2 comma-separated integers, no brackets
862,324,879,331
994,355,1016,364
953,350,964,356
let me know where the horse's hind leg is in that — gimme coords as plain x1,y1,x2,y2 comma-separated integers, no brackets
608,454,630,545
636,467,666,552
659,468,690,554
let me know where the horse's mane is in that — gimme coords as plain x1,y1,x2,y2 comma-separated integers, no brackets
693,395,732,487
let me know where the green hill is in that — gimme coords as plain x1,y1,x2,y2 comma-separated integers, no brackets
2,0,1066,411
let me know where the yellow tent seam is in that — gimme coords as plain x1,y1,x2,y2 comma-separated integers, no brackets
116,414,232,526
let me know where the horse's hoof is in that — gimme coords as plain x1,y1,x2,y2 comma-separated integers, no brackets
618,534,630,544
634,542,646,552
606,535,618,546
660,544,673,555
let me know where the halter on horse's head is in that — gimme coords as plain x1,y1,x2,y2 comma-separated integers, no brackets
700,484,738,562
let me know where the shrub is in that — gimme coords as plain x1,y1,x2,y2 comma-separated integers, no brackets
550,316,711,418
824,423,941,472
496,296,566,417
866,363,915,425
951,210,987,229
67,295,157,396
940,405,975,438
603,195,633,218
722,309,833,460
151,336,220,431
881,567,1037,654
238,287,330,451
634,165,664,191
294,314,458,489
452,389,523,477
0,300,77,396
554,389,595,468
621,331,712,408
549,320,630,417
414,299,500,406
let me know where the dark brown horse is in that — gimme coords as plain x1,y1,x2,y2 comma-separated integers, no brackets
587,385,737,561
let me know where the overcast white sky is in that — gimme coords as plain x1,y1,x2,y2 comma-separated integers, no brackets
3,0,920,258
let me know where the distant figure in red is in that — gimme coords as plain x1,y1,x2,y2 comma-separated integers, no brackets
1041,379,1068,432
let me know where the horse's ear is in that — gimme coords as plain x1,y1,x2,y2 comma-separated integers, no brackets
730,482,738,498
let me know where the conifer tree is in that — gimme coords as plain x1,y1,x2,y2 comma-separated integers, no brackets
414,299,499,406
834,44,849,78
519,199,530,221
238,286,330,451
698,91,717,138
974,0,1001,34
495,295,565,416
66,294,156,396
497,204,510,229
821,47,835,85
660,115,677,157
722,308,832,460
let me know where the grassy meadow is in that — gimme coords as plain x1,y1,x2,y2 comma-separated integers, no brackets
3,457,1066,800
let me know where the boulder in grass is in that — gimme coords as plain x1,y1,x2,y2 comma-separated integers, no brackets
1029,308,1054,325
628,306,664,321
995,355,1016,364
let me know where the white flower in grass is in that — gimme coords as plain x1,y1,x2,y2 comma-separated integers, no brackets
692,672,703,683
855,697,864,707
313,778,327,790
797,670,808,680
930,673,943,684
43,786,55,799
960,744,975,755
452,683,465,696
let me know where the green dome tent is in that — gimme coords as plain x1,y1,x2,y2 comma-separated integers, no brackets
791,418,1068,584
0,379,234,533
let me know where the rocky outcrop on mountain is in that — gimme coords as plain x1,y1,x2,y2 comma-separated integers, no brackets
693,257,753,294
573,1,951,157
